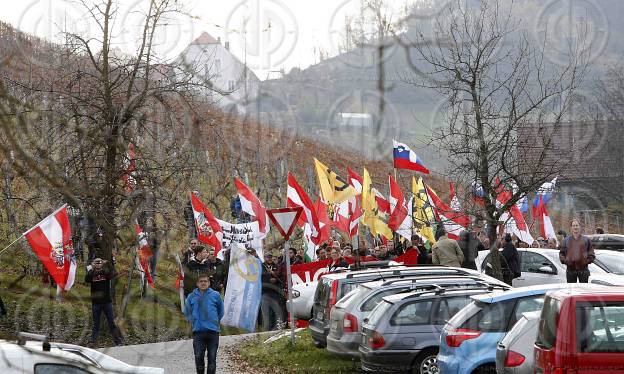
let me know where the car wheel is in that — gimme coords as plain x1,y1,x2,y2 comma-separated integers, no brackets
412,348,439,374
312,339,326,348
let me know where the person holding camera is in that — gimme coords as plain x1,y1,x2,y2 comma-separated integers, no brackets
85,258,122,347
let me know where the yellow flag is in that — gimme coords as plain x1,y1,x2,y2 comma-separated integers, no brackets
412,177,436,244
314,158,356,204
362,168,393,240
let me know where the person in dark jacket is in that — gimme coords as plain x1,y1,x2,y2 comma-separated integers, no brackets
0,286,6,316
458,230,479,270
411,235,432,265
328,247,349,271
184,246,210,297
182,238,199,265
184,273,224,374
85,258,122,346
501,234,521,285
559,219,595,283
206,247,226,292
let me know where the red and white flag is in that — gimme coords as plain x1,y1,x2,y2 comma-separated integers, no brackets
316,198,331,244
234,178,269,238
374,189,391,216
190,193,223,256
24,205,77,291
388,175,408,231
287,172,321,244
347,167,363,194
135,223,154,288
536,196,556,240
495,179,534,245
332,196,361,239
122,142,137,193
425,186,470,240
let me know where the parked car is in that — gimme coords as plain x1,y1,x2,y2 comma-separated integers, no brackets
309,266,503,348
289,280,318,320
477,248,624,287
495,311,541,374
359,285,504,373
327,275,509,358
588,234,624,251
437,284,599,374
289,261,401,320
0,332,163,374
534,286,624,373
593,249,624,275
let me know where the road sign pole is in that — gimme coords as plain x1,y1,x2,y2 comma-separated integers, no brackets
266,206,303,347
284,240,296,345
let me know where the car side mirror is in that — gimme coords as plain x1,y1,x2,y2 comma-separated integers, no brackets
538,265,557,275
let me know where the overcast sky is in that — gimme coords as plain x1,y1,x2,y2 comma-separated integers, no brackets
0,0,411,80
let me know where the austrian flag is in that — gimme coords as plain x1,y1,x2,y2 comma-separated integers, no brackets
24,205,77,291
190,193,223,256
235,178,269,238
135,223,154,288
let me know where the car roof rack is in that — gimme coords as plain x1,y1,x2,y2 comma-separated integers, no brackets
344,267,465,279
390,284,505,301
378,274,489,287
17,332,51,352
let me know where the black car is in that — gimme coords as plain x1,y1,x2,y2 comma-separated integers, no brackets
588,234,624,251
309,266,502,348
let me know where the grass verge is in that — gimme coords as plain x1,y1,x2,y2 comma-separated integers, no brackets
236,329,358,373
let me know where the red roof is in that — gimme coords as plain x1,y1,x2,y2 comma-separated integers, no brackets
191,32,219,45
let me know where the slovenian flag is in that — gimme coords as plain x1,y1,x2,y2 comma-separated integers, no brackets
393,140,429,174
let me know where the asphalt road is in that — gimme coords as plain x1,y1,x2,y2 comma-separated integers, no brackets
99,333,262,373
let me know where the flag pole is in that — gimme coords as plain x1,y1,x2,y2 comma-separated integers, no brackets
0,235,24,257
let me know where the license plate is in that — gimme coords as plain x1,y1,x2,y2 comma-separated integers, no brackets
317,312,324,320
331,320,339,330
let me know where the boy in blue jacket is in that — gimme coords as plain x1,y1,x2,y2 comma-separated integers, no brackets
184,272,224,374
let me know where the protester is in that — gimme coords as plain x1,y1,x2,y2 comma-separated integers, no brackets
595,227,605,235
405,235,430,265
316,247,327,260
342,247,353,258
207,247,226,292
559,219,595,283
262,253,281,285
458,230,478,270
431,229,464,267
547,237,558,249
289,248,303,265
501,234,521,285
184,246,210,297
371,246,381,259
376,244,394,261
85,257,122,347
328,247,349,271
182,238,199,265
184,273,224,374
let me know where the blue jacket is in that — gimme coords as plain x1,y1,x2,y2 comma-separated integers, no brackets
184,288,224,333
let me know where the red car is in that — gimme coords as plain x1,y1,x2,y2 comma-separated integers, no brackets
534,286,624,373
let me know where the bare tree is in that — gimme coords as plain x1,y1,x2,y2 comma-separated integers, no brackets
0,0,223,263
399,0,587,278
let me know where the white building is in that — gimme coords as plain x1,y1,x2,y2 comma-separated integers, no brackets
179,32,260,114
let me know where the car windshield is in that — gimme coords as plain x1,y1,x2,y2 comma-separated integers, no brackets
595,252,624,275
314,278,333,307
367,300,393,326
